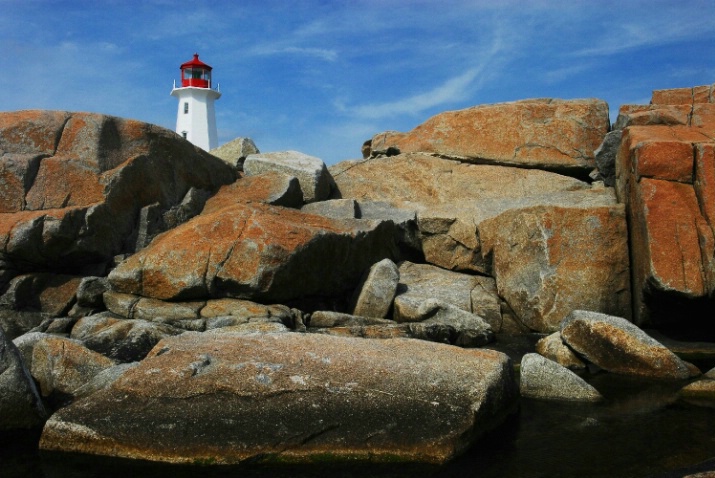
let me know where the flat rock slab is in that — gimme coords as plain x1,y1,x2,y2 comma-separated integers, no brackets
369,98,609,175
40,332,516,465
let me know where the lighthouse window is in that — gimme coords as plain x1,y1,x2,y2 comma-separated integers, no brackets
182,131,187,139
184,102,189,114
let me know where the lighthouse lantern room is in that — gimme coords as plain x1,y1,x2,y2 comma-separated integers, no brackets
170,53,221,151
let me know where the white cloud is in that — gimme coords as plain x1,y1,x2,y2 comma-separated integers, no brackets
346,68,480,120
252,45,338,62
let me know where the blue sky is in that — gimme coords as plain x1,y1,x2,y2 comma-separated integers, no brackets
2,0,714,165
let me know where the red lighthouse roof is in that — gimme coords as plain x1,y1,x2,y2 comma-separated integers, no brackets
179,53,213,88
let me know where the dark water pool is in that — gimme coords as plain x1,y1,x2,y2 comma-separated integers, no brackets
3,373,715,478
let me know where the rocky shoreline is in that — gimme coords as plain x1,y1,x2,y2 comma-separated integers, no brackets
1,83,715,473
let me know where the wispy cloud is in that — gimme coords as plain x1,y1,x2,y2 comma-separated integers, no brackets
251,45,338,62
345,68,480,120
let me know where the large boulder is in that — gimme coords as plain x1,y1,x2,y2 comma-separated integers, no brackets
615,88,715,327
368,98,609,177
0,272,82,316
478,203,631,332
40,332,517,465
560,310,694,380
244,151,332,203
108,202,398,303
0,326,47,429
0,110,236,280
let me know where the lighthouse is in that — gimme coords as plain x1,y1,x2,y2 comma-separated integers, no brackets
170,53,221,151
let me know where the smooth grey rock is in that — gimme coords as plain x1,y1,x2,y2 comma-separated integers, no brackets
40,332,517,465
520,353,602,402
302,199,358,219
561,310,693,379
0,326,48,429
393,261,502,331
210,137,260,170
350,258,399,319
244,150,332,203
407,299,494,347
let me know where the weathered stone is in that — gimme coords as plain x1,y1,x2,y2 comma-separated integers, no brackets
301,199,358,219
244,151,332,203
108,202,398,303
73,317,183,363
0,309,49,340
394,261,502,331
76,277,109,309
356,200,421,256
681,380,715,404
418,187,617,274
132,297,204,323
369,99,609,176
40,332,516,465
594,130,622,186
406,299,494,347
651,84,714,105
0,273,82,316
560,310,694,379
535,332,586,370
161,187,212,230
0,326,47,429
202,172,303,214
200,298,293,322
210,137,259,170
350,258,399,319
313,323,411,340
30,336,116,404
519,353,602,402
614,104,691,129
0,110,236,278
207,321,290,335
72,362,139,400
330,154,590,211
479,204,631,332
308,311,394,328
102,291,140,318
11,331,51,372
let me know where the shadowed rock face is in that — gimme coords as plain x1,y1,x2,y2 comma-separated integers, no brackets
369,98,609,178
40,332,517,465
0,110,236,278
615,86,715,329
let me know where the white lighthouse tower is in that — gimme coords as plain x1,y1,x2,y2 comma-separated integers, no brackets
170,53,221,151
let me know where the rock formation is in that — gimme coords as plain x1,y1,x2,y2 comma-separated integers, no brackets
1,84,714,469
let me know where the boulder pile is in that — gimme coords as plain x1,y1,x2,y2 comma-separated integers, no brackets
1,83,714,467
